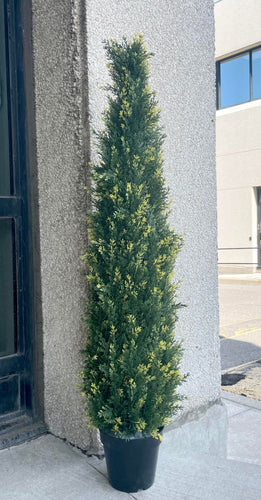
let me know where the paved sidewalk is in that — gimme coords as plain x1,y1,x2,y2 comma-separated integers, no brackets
219,273,261,285
0,392,260,500
221,390,261,465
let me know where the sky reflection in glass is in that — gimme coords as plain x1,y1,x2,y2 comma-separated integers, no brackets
220,54,250,108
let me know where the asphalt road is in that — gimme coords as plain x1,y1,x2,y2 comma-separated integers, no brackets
219,283,261,400
219,284,261,370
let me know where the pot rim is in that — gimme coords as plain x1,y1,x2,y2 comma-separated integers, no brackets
99,426,164,441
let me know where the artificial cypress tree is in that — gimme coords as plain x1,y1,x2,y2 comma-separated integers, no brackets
81,35,184,440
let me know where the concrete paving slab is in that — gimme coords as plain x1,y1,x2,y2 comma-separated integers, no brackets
87,405,261,500
222,392,261,465
87,435,261,500
223,399,249,418
0,434,130,500
132,454,261,500
226,408,261,465
0,394,261,500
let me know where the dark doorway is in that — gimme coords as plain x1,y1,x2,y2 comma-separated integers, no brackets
0,0,43,443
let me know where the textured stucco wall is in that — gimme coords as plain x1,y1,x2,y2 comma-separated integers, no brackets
31,0,98,451
86,0,221,419
32,0,222,451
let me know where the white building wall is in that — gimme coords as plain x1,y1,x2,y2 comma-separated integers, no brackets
215,0,261,273
215,0,261,59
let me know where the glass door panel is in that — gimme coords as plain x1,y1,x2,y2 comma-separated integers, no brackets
0,0,12,196
0,0,35,433
0,218,16,357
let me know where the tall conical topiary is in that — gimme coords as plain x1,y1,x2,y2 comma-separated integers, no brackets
81,35,185,440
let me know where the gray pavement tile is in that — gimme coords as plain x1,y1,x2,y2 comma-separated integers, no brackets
132,455,261,500
85,453,107,476
222,399,248,418
227,408,261,465
0,435,130,500
1,396,261,500
93,424,261,500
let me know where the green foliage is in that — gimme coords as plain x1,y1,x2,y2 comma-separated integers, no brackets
80,35,185,439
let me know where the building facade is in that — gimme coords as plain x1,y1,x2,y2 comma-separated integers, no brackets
0,0,225,453
215,0,261,273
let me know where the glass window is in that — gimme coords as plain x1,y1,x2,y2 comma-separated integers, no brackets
0,0,12,195
252,49,261,100
217,48,261,109
220,53,250,108
0,219,16,357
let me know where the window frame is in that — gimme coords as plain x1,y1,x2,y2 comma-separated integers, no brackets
216,46,261,110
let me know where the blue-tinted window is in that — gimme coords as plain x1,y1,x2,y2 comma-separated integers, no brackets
252,49,261,100
220,54,250,108
217,47,261,109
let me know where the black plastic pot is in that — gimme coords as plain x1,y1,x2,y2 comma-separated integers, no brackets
100,428,163,493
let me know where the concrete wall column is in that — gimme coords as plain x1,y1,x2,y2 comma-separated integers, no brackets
31,0,98,451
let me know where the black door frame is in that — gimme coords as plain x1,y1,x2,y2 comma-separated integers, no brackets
0,0,44,444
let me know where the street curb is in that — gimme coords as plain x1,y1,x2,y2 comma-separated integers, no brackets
221,390,261,410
